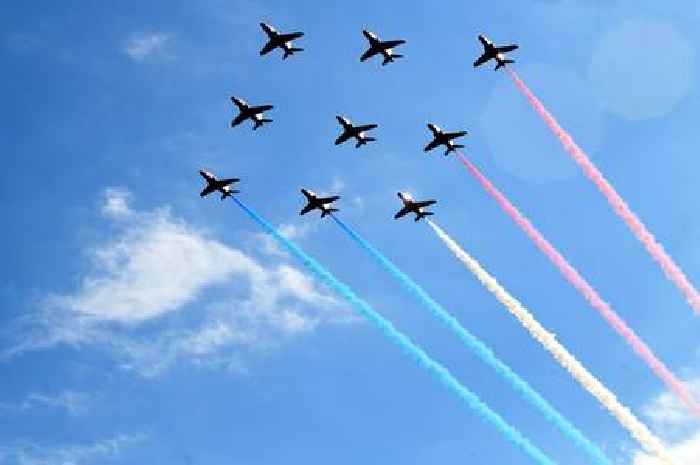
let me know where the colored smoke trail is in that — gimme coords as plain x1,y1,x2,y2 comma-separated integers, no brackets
331,215,610,465
506,68,700,314
426,220,675,465
457,153,700,420
230,198,556,465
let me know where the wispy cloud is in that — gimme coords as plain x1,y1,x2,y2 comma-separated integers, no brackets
101,188,133,219
2,189,352,376
642,378,700,439
123,32,171,62
0,434,144,465
0,391,90,417
632,376,700,463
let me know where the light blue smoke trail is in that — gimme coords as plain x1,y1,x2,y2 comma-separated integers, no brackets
232,197,556,465
332,216,611,465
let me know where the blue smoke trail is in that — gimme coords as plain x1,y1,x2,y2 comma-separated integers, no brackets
232,198,555,465
332,216,611,465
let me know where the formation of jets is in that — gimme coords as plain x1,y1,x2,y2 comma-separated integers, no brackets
206,28,520,222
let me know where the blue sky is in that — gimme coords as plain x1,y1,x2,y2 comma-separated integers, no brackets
1,1,700,464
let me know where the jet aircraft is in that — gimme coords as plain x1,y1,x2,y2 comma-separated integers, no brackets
259,22,304,59
199,170,240,200
394,192,437,222
230,96,273,130
360,30,405,66
334,116,377,148
424,123,468,156
300,189,340,217
473,34,519,70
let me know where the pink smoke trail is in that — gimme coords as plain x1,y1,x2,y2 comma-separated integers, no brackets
457,152,700,419
506,68,700,314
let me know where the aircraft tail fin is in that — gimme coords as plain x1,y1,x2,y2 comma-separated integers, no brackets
446,144,465,156
495,59,514,70
221,190,239,200
382,54,402,66
253,119,273,130
356,137,375,148
321,208,339,218
283,47,303,59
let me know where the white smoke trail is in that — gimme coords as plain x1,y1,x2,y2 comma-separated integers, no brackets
427,220,676,465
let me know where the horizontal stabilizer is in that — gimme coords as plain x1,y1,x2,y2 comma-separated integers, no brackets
321,208,339,218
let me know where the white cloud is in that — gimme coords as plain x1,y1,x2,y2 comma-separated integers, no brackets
2,188,352,376
642,379,700,439
258,222,314,258
123,32,170,62
632,378,700,464
633,431,700,465
101,188,133,219
0,391,90,416
51,210,253,324
0,434,144,465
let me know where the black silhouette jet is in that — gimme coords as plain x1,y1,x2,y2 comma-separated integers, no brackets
300,189,340,218
230,97,273,130
360,30,405,66
473,34,519,71
259,22,304,59
394,192,437,222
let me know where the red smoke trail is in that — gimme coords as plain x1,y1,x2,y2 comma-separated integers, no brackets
506,68,700,314
457,153,700,419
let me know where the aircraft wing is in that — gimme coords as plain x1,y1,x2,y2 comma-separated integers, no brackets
415,200,436,208
381,39,405,48
300,203,316,215
394,207,411,219
220,178,240,186
446,130,468,140
318,195,340,204
250,104,273,114
478,35,490,47
301,189,316,200
200,185,217,197
260,23,276,37
496,44,518,53
231,113,247,127
356,124,377,132
280,32,304,41
473,53,490,67
360,48,379,61
335,131,352,145
260,40,277,56
363,30,378,41
424,139,441,152
199,170,215,182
